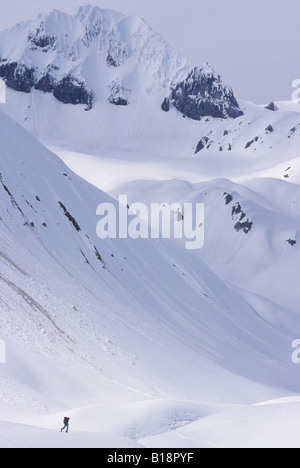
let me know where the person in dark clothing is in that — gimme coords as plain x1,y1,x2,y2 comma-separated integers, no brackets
61,417,70,433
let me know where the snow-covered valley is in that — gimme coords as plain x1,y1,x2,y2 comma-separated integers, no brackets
0,5,300,448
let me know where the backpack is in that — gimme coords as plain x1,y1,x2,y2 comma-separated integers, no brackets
64,417,70,424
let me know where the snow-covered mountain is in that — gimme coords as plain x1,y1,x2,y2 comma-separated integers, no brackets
1,5,300,449
0,5,299,157
0,5,242,118
0,5,244,146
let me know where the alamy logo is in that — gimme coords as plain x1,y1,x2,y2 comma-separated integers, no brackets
0,339,6,364
0,78,6,104
291,339,300,364
292,79,300,103
96,195,205,250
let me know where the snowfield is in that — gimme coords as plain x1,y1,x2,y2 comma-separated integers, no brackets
0,5,300,449
142,397,300,449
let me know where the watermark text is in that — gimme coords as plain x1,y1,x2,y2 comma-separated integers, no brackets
96,195,205,250
0,78,6,104
292,79,300,103
0,339,6,364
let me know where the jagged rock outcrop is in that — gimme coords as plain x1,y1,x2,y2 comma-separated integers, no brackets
53,76,93,110
265,101,279,112
195,137,210,154
108,80,130,106
0,62,35,93
0,60,93,110
161,97,170,112
164,65,243,120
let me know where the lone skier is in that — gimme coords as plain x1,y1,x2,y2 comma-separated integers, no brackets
61,417,70,433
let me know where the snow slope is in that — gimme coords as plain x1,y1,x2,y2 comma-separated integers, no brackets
44,98,300,448
141,397,300,449
0,107,300,448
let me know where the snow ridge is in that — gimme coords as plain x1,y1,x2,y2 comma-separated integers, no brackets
0,5,242,120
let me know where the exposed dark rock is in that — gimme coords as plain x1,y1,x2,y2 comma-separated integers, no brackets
0,174,24,215
169,65,243,121
245,137,259,149
265,101,279,112
161,97,170,112
223,193,233,205
0,58,94,110
24,199,36,212
30,35,56,49
109,96,129,106
234,220,253,234
231,202,253,234
108,80,130,106
232,203,242,216
58,201,81,232
286,238,297,247
265,124,274,133
53,76,93,110
94,246,104,264
0,61,35,93
27,24,57,51
106,53,117,67
34,73,55,93
195,137,209,154
288,127,297,138
106,31,129,68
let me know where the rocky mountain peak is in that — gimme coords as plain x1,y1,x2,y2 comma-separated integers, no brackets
163,64,243,120
0,6,242,120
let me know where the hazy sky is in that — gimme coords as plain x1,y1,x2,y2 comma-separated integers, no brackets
0,0,299,103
